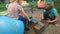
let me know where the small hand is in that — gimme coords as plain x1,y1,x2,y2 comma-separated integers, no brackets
28,19,31,22
47,20,53,23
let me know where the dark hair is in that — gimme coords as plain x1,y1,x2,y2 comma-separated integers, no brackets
45,2,53,11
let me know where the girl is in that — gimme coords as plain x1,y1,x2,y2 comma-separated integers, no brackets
7,0,30,31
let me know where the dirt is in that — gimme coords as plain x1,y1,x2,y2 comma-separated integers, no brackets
0,8,60,34
24,8,60,34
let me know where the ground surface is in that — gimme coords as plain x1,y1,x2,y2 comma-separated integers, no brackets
0,8,60,34
24,8,60,34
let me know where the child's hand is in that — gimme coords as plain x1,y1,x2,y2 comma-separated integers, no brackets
47,20,53,23
28,19,31,21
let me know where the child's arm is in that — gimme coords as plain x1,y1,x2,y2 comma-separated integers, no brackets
47,8,59,23
20,10,30,21
47,16,59,23
41,14,44,19
41,10,46,19
52,16,59,22
18,5,30,21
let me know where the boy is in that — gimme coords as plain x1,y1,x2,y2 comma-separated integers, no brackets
41,3,59,24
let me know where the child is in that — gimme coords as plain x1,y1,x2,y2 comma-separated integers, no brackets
41,3,59,24
7,0,30,31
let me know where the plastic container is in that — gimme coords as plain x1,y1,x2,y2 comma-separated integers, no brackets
0,16,24,34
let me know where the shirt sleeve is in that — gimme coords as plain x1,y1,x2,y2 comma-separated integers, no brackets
17,5,24,11
17,5,25,16
53,8,58,17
